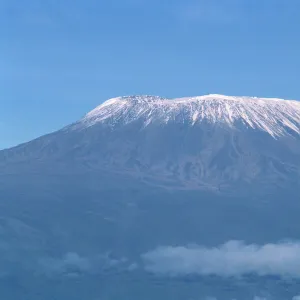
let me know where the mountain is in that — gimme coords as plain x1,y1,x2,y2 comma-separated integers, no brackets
0,94,300,300
1,94,300,193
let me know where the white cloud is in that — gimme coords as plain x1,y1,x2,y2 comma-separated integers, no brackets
142,240,300,277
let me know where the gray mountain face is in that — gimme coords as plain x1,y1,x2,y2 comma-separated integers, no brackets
0,95,300,300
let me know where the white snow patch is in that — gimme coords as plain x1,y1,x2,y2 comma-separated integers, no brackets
74,94,300,138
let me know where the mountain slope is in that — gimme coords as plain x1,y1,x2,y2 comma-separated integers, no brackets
1,94,300,192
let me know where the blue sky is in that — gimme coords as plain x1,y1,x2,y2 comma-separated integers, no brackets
1,0,300,149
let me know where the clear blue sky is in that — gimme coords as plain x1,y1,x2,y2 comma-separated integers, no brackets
1,0,300,149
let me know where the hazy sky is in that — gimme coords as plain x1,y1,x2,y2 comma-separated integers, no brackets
1,0,300,148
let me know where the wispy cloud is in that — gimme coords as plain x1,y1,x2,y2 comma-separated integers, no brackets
142,240,300,277
38,252,131,277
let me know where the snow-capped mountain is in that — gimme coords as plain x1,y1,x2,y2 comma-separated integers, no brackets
1,94,300,300
77,94,300,138
1,94,300,192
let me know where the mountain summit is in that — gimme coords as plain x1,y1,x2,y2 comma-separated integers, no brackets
75,94,300,138
1,94,300,193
